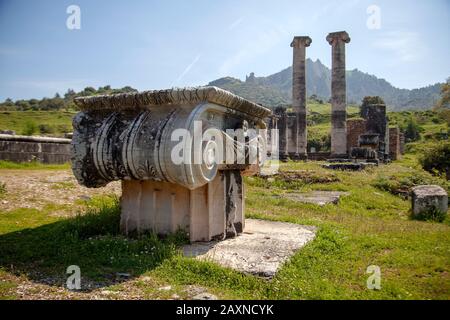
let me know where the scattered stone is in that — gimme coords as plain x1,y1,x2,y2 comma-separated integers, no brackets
322,163,363,171
411,185,448,218
192,293,218,300
158,286,172,291
283,191,350,206
115,273,131,279
322,162,377,171
183,219,316,278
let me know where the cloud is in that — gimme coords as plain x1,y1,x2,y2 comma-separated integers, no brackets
172,54,202,86
372,31,426,63
228,17,245,31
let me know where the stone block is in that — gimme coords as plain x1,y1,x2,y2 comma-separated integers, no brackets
411,185,448,217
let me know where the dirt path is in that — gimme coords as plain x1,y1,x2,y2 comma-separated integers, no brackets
0,169,121,215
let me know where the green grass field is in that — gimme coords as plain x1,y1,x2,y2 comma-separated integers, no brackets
0,111,75,137
0,155,448,300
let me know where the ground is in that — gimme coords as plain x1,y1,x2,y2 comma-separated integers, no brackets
0,155,449,300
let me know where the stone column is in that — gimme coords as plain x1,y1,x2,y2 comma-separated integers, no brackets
326,31,350,157
291,36,312,159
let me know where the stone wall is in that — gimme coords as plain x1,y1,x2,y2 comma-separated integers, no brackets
346,118,366,154
389,127,401,161
0,134,71,164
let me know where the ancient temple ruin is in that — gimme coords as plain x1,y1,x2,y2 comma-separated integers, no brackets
71,87,271,242
271,31,403,163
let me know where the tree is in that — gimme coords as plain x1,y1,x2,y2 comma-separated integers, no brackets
403,117,422,142
434,79,450,110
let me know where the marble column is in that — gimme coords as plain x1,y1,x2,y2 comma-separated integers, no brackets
326,31,350,157
291,36,312,159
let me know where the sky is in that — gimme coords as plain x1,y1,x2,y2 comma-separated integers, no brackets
0,0,449,101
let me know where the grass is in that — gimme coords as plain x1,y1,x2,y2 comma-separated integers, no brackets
0,160,70,170
0,196,186,287
0,153,449,300
0,110,75,137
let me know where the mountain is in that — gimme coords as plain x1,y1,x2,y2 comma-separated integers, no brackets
208,59,443,110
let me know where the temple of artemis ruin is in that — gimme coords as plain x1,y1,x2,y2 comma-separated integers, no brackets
273,30,402,163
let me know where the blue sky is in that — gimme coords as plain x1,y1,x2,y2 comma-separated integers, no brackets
0,0,449,100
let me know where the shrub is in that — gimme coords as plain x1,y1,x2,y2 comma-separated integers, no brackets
38,124,55,134
373,170,450,198
403,117,422,142
419,142,450,180
22,120,38,136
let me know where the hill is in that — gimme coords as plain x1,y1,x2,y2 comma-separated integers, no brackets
208,59,444,110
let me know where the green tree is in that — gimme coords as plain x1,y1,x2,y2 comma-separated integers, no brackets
403,117,422,142
420,142,450,179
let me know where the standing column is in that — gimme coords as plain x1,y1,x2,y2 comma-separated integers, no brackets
291,36,312,160
326,31,350,157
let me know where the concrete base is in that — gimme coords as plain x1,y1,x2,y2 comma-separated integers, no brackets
120,171,245,242
183,219,316,278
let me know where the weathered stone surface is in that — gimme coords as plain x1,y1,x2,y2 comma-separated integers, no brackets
283,191,349,206
361,103,389,160
183,219,316,278
350,147,377,160
389,127,401,161
72,86,270,190
291,36,311,158
0,134,71,164
274,107,289,161
72,87,271,242
411,185,448,217
327,31,350,157
346,119,366,154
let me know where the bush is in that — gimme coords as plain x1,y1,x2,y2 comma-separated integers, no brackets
420,142,450,180
373,169,450,198
403,117,422,142
22,120,38,136
38,124,55,134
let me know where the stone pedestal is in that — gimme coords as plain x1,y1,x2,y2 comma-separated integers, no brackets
121,170,244,242
291,36,312,159
327,31,350,157
411,185,448,218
